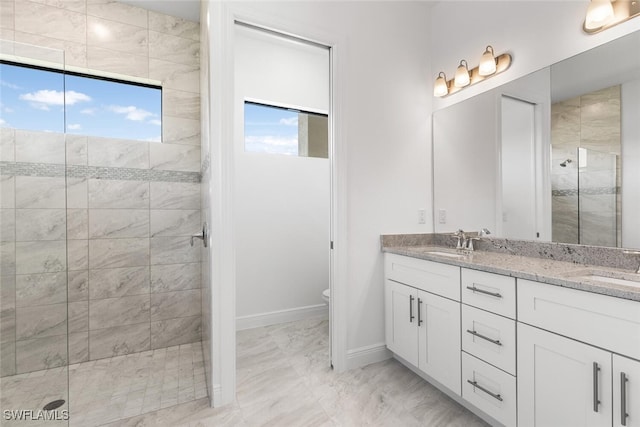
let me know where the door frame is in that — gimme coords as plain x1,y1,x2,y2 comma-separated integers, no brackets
207,2,348,406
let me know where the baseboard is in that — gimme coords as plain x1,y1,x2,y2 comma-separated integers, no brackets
236,304,328,331
346,342,392,370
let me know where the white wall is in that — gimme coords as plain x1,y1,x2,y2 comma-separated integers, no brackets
234,25,330,323
621,79,640,248
431,1,640,111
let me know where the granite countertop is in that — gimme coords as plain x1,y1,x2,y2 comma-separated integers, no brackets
382,245,640,302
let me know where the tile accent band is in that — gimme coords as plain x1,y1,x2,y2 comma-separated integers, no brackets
0,162,201,183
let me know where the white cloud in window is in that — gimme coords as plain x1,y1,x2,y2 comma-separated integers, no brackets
19,89,91,110
245,135,297,155
67,123,82,130
0,80,20,90
279,117,298,126
80,108,96,115
108,105,155,121
0,118,7,126
0,102,13,113
149,119,162,126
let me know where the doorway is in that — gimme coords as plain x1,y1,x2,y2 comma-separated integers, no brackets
233,22,332,370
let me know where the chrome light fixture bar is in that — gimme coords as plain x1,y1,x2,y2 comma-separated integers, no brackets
583,0,640,34
433,46,512,98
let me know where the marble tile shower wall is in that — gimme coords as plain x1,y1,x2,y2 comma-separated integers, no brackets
0,0,201,376
550,85,621,246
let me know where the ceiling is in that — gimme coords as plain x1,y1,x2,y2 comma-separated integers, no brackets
118,0,200,22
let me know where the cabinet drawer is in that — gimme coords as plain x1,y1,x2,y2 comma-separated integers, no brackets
462,352,516,427
518,279,640,360
462,305,516,375
385,253,460,301
461,269,516,319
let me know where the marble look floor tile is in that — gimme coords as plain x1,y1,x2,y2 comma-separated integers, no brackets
150,289,200,321
151,315,201,349
149,31,199,67
89,238,149,269
162,89,200,121
150,236,200,265
15,177,65,209
87,45,149,79
15,240,66,274
67,209,89,240
150,143,200,172
0,176,15,209
66,134,88,166
0,209,15,242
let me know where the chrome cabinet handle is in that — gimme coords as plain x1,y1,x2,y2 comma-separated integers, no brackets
467,379,503,402
621,372,629,426
466,329,502,346
593,362,601,412
409,295,415,323
190,222,208,248
417,298,423,326
466,285,502,299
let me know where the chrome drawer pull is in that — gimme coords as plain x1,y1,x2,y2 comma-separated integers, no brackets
417,298,423,326
593,362,601,412
467,379,503,402
466,285,502,298
621,372,629,426
466,329,502,346
409,295,415,323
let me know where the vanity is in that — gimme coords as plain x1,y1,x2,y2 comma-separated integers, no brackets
382,237,640,427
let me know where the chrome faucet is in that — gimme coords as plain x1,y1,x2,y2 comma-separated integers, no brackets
453,229,467,250
468,228,491,251
623,250,640,274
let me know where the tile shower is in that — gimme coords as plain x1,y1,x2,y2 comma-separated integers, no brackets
0,1,204,424
551,85,621,247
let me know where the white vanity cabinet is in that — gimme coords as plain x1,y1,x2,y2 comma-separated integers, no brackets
384,254,461,395
518,279,640,427
460,269,517,426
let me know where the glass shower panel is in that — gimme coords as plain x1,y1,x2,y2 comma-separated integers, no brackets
578,148,618,247
1,40,69,425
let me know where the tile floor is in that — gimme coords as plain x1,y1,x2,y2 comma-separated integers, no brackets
0,342,206,427
104,317,489,427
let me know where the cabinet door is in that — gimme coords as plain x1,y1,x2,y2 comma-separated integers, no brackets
417,290,461,395
385,279,418,366
518,323,612,427
613,354,640,427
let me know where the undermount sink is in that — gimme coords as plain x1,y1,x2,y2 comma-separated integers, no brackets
567,269,640,289
425,250,466,259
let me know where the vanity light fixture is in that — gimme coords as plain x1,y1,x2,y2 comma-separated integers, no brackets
479,46,497,76
433,72,449,97
583,0,640,34
433,46,512,97
454,60,470,87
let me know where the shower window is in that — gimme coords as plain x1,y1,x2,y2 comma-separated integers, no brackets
0,61,162,142
244,101,328,158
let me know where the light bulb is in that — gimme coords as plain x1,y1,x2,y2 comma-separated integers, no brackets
433,72,448,97
585,0,614,30
479,46,497,76
454,60,470,88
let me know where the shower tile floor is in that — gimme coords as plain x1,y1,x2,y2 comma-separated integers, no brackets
103,317,489,427
0,342,206,427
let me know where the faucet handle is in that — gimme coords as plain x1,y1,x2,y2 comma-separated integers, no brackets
478,228,491,237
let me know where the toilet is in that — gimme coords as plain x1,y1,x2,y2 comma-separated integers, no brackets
322,288,330,305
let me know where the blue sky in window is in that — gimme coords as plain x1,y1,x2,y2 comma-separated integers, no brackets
244,102,299,155
0,63,161,141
